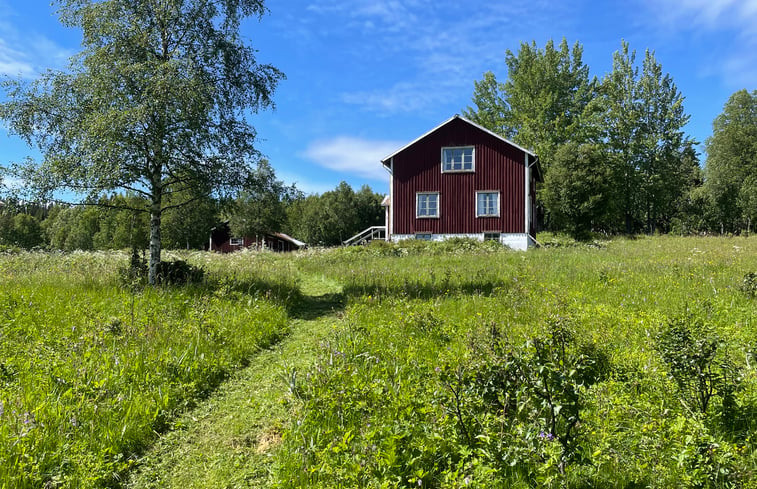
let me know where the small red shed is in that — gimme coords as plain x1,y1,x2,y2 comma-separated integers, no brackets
381,115,541,250
209,222,306,253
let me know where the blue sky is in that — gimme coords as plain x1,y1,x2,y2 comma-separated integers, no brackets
1,0,756,196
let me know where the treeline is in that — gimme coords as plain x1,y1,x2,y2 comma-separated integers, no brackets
464,39,757,238
0,176,384,251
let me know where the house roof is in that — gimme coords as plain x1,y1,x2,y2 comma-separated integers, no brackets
380,114,536,166
272,232,306,248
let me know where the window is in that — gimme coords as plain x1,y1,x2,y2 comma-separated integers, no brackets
476,191,500,217
415,233,432,241
229,237,244,246
442,146,474,172
484,232,501,242
416,192,439,218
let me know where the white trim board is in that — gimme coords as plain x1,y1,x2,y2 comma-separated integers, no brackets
380,115,536,166
391,233,535,251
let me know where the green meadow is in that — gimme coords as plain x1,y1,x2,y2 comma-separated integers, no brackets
3,236,757,488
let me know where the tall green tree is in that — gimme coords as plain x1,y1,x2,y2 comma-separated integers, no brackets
0,0,283,284
594,42,696,233
702,89,757,233
8,214,45,248
162,190,219,250
464,38,594,170
463,71,510,137
287,182,384,246
44,206,101,250
594,41,642,233
634,49,695,233
540,142,613,239
229,160,299,241
93,195,150,249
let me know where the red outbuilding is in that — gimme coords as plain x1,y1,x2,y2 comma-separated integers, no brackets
381,115,541,250
209,222,306,253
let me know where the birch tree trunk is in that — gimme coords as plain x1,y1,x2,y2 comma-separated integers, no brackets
148,167,163,285
149,203,162,285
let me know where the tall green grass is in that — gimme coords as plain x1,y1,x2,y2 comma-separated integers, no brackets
273,236,757,488
0,250,291,488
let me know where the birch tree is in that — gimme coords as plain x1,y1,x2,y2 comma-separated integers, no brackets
0,0,283,283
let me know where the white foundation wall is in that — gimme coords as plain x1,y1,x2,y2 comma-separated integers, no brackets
391,233,535,251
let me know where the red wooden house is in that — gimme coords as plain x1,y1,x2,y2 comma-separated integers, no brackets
381,115,541,250
209,222,305,253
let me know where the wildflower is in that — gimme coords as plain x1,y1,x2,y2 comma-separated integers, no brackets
538,431,555,441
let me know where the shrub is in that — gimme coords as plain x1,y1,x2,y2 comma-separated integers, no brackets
119,251,204,286
740,272,757,297
439,317,610,481
656,315,742,418
155,259,204,285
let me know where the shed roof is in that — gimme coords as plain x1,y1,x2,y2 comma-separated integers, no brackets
272,232,306,248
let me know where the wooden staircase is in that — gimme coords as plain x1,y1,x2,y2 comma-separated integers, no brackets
343,226,387,246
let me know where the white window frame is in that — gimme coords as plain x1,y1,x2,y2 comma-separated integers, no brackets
441,146,475,173
483,232,501,241
229,237,244,246
415,233,432,241
476,191,500,218
416,192,440,218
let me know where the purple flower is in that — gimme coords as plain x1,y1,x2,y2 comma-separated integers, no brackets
538,431,555,441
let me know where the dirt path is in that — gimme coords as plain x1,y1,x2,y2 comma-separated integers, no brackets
127,275,344,488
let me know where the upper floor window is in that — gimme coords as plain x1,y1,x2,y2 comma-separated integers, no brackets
441,146,474,172
476,191,500,217
416,192,439,218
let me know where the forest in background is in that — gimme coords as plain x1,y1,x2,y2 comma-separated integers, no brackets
1,38,755,250
0,178,385,250
464,39,757,238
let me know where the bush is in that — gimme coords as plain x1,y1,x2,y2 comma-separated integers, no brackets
444,317,609,478
156,259,204,285
656,314,742,418
740,272,757,297
119,250,204,286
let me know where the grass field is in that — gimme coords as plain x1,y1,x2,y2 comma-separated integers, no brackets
0,251,292,488
3,236,757,488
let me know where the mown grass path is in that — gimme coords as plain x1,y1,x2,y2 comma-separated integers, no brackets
127,274,345,488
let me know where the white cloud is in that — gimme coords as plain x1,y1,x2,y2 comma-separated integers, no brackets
306,0,563,115
275,170,336,195
0,38,36,78
0,12,73,78
661,0,757,33
342,80,457,114
301,137,401,181
0,175,24,191
645,0,757,87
